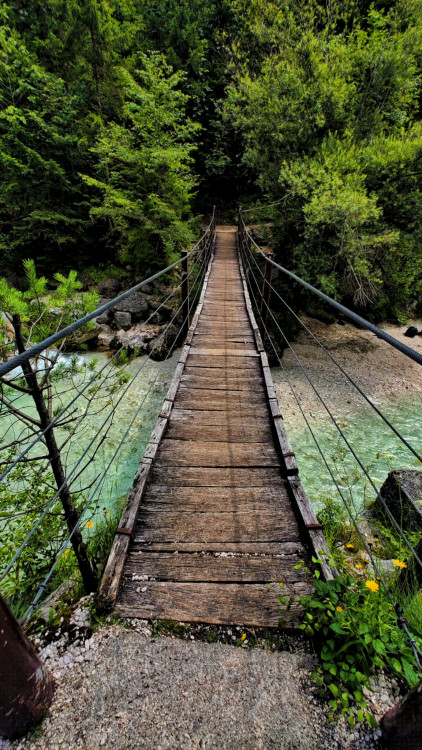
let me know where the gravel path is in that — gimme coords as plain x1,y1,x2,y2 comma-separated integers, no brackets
3,596,395,750
7,622,343,750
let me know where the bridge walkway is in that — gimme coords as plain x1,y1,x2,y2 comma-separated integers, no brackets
108,228,314,627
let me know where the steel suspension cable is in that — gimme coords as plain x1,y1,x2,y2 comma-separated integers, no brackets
239,213,422,366
22,248,215,622
243,232,422,464
0,229,213,483
238,237,422,669
239,233,422,572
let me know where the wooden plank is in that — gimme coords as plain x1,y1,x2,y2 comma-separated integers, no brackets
170,408,269,427
174,390,268,413
150,466,284,487
180,374,264,393
157,439,280,467
165,421,271,443
123,552,311,584
189,348,259,357
185,354,260,370
133,511,300,544
140,484,295,511
115,582,308,627
182,366,261,383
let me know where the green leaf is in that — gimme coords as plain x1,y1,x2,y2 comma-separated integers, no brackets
329,683,339,698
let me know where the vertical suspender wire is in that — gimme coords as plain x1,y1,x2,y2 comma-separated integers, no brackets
238,235,422,671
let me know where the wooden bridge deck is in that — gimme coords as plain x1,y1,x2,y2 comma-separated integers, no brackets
100,228,322,627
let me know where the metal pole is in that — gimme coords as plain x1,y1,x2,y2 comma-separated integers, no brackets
181,250,189,340
0,593,54,739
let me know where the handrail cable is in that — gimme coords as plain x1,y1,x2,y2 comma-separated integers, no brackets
239,212,422,366
1,237,214,580
242,231,422,465
0,211,215,379
22,249,214,622
0,225,214,483
239,231,422,573
238,236,422,669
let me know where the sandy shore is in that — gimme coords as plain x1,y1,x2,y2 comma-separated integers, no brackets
273,317,422,419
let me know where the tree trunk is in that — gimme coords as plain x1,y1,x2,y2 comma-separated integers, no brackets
12,314,97,593
0,593,54,739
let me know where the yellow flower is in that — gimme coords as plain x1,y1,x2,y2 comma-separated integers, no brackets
366,580,379,592
336,606,343,613
346,544,354,549
85,520,94,528
389,606,393,611
356,564,363,569
241,633,247,641
393,559,407,569
374,538,379,542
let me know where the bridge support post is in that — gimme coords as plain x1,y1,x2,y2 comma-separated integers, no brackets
181,250,189,340
261,257,272,324
0,592,54,739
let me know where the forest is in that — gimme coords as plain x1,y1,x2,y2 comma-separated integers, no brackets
1,0,422,319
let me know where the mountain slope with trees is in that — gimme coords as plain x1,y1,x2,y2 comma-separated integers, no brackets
1,0,421,318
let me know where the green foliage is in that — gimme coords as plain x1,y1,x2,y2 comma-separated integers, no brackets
224,0,422,318
300,574,422,726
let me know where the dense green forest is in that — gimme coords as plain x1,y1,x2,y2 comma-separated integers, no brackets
1,0,422,318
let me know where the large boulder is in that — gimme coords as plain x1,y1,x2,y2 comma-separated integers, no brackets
97,325,116,351
149,323,179,361
114,311,132,330
110,291,149,321
377,471,422,532
98,277,121,297
113,323,163,352
381,681,422,749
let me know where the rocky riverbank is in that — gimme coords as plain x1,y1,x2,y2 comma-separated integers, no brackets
71,275,183,360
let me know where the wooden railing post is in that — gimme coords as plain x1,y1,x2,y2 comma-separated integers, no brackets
261,257,272,325
181,250,189,340
0,593,54,739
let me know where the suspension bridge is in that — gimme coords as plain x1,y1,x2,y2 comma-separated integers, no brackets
1,209,422,737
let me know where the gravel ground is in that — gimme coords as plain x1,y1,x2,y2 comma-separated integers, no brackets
274,317,422,417
1,597,402,750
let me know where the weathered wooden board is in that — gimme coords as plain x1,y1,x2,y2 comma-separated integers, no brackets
123,552,310,583
115,582,309,627
133,511,301,543
149,466,285,487
140,484,295,512
180,374,264,393
111,227,323,627
157,439,280,467
165,421,271,443
185,354,261,370
175,390,269,414
169,408,269,427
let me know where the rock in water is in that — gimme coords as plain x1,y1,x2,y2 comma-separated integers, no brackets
377,470,422,531
404,326,420,338
381,681,422,749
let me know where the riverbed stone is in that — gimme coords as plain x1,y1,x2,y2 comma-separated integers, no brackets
97,325,116,350
98,277,121,296
111,291,149,321
377,470,422,531
113,323,163,352
114,311,132,330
